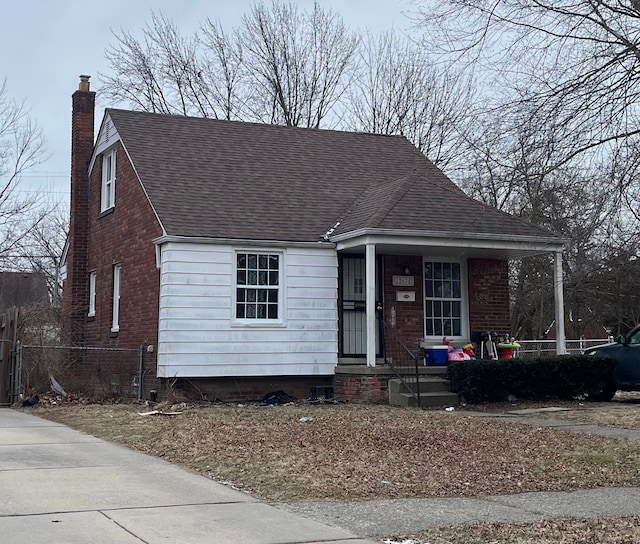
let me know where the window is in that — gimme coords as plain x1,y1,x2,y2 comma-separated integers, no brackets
101,149,116,211
235,252,280,320
88,271,96,317
424,260,463,337
112,264,121,332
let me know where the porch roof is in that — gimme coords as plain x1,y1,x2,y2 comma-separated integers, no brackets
331,228,565,260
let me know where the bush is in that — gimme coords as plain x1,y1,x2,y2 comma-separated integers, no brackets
447,355,616,403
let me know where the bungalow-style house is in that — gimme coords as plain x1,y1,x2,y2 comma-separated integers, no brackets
61,76,566,402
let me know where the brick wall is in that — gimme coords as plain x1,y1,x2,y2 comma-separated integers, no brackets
381,255,424,363
334,372,388,403
467,258,511,335
380,256,511,357
83,142,162,389
171,375,334,403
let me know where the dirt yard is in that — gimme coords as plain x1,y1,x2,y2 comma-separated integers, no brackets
25,397,640,543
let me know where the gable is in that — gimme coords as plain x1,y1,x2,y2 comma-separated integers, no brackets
89,112,121,175
333,168,555,239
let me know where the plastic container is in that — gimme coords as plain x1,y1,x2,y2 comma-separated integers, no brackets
425,345,449,366
497,342,520,360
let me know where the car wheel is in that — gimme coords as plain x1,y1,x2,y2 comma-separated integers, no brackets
585,380,617,402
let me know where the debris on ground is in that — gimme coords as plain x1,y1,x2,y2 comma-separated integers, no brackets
37,391,91,406
21,394,40,407
262,390,296,405
50,375,67,397
138,409,183,417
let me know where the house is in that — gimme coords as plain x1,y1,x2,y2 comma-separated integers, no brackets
0,272,49,313
60,75,566,402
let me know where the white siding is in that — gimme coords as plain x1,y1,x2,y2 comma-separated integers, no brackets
157,242,338,377
94,115,120,156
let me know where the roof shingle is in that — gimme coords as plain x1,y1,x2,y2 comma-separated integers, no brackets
106,109,557,243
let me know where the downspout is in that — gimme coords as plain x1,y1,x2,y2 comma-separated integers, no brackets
554,250,567,354
366,243,376,367
137,344,145,401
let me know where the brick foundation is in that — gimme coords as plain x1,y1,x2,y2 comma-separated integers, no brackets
334,366,397,403
164,375,334,403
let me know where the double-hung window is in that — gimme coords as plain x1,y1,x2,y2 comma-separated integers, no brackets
101,149,116,211
112,264,121,332
88,271,96,317
235,252,280,320
424,260,464,337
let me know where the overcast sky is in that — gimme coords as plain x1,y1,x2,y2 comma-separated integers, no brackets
2,0,412,207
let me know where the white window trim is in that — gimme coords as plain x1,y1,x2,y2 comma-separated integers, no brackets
232,249,286,327
88,271,96,317
422,257,469,341
112,264,121,332
101,148,116,212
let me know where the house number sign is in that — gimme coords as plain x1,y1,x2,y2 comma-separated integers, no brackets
392,275,414,287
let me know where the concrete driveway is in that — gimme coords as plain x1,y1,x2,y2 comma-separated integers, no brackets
0,408,374,544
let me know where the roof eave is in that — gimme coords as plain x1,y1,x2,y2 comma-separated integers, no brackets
330,228,566,258
154,235,336,249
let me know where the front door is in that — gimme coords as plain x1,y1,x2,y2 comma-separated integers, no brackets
341,256,380,356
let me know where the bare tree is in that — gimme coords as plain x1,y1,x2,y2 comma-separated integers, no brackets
101,3,359,128
454,100,622,338
345,29,475,169
102,12,216,117
408,0,640,336
16,204,68,306
199,20,246,120
236,1,359,127
0,80,48,265
412,0,640,169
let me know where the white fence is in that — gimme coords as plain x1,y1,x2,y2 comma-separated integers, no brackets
516,338,614,358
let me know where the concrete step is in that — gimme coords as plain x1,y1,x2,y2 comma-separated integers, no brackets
387,377,451,395
391,391,460,408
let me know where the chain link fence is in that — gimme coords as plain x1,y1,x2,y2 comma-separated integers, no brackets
13,343,145,403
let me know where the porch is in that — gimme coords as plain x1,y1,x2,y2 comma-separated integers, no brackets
334,230,566,358
332,230,567,406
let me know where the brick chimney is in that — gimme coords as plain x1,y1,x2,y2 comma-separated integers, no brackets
62,75,95,345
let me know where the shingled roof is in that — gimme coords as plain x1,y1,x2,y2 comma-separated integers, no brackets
106,109,557,243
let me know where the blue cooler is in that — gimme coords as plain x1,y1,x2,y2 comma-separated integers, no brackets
425,345,449,366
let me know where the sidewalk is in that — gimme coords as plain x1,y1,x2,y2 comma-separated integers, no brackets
0,408,374,544
280,486,640,536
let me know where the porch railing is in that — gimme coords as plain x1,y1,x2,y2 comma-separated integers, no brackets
381,320,422,408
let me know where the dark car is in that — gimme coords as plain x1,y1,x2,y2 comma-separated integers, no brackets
585,324,640,401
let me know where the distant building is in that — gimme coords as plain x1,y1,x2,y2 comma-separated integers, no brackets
0,272,49,313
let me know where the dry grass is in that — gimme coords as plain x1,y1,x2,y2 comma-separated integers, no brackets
27,402,640,503
469,392,640,430
387,515,640,544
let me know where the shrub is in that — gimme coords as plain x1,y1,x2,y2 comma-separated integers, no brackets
447,355,616,403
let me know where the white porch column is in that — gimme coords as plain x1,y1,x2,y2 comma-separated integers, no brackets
366,243,377,367
554,250,567,355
